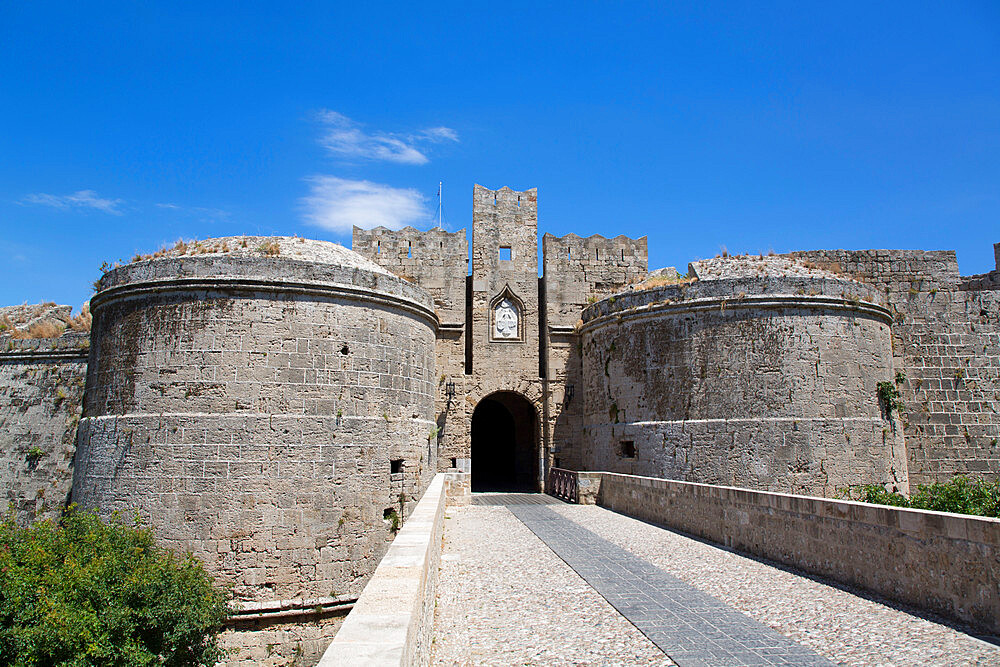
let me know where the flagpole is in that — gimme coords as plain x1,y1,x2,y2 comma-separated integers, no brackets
437,181,443,228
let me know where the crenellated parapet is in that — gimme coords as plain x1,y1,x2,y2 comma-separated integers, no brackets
352,226,468,325
541,232,647,331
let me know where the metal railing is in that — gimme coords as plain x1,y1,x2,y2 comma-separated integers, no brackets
547,467,578,503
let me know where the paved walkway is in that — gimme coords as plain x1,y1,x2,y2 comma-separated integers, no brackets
511,504,833,666
430,496,1000,667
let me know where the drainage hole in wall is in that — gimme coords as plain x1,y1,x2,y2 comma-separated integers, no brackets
617,440,636,458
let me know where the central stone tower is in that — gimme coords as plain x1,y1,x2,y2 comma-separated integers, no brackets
353,184,648,493
467,186,542,490
469,185,539,374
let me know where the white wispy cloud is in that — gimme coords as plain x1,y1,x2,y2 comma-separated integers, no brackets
301,176,430,233
316,111,458,165
420,126,459,143
21,190,124,215
155,202,230,222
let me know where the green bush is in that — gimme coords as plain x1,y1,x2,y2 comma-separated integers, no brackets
838,476,1000,518
836,483,910,507
0,507,230,667
908,476,1000,517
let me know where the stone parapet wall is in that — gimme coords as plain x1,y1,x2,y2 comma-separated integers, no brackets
318,473,459,666
352,226,468,325
0,333,89,522
542,232,646,474
591,471,1000,635
542,232,647,330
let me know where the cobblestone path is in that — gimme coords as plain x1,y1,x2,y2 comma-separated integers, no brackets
430,498,1000,667
430,503,675,666
510,504,834,667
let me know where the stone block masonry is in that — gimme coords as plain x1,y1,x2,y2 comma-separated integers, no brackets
579,272,905,496
541,232,647,331
541,232,647,473
73,237,439,616
593,471,1000,636
318,473,462,666
352,226,469,479
788,248,1000,486
352,226,468,327
0,333,89,523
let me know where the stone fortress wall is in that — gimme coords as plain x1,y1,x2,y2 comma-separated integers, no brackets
578,264,906,495
0,185,998,665
350,186,998,499
786,246,1000,486
541,232,648,472
351,226,469,475
0,333,89,522
73,236,438,608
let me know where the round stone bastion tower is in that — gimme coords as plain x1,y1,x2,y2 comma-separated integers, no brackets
578,256,908,496
73,236,437,603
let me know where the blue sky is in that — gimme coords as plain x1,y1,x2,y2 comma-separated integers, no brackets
2,1,999,309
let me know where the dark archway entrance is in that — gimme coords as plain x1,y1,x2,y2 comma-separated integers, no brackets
471,392,538,492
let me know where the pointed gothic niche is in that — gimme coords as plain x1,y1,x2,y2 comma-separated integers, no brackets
490,285,524,343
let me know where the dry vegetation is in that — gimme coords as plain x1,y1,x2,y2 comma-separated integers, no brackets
257,239,281,256
799,258,844,275
68,303,92,332
634,272,696,290
125,236,298,265
0,302,90,339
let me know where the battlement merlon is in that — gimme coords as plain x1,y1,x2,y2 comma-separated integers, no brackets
541,232,648,272
472,185,538,220
351,225,469,325
542,232,648,330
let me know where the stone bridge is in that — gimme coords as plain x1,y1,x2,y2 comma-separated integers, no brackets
319,472,1000,667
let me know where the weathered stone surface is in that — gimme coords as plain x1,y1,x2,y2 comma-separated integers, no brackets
594,471,1000,636
73,239,438,613
579,274,903,495
1,190,999,665
788,248,1000,485
0,332,88,523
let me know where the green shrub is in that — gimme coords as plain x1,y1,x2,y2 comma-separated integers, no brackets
838,476,1000,518
908,476,1000,517
876,380,903,418
836,483,909,507
0,506,230,666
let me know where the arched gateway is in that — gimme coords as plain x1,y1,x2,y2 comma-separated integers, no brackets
471,391,539,492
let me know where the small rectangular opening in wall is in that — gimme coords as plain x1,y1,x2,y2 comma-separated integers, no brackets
567,248,572,260
450,457,457,468
499,246,512,261
407,242,412,259
377,240,381,254
595,248,600,260
390,459,403,474
617,441,636,458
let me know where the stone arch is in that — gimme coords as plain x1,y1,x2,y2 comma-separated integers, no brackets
470,391,539,492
